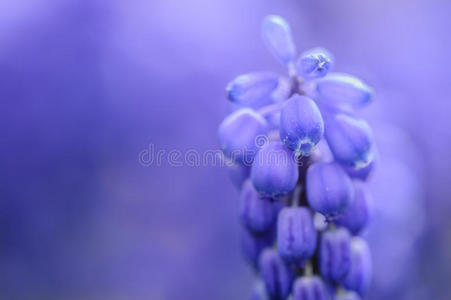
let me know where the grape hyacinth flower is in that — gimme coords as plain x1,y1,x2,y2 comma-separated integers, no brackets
218,15,376,299
251,141,299,198
335,181,371,235
296,48,333,79
240,180,277,233
292,276,331,300
319,228,352,282
218,108,268,164
324,114,374,170
277,207,317,266
279,95,324,156
342,237,372,295
259,249,294,299
306,162,354,218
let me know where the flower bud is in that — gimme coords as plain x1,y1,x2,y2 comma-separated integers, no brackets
218,108,268,164
226,72,280,106
292,276,331,300
240,180,276,233
325,114,374,170
306,162,354,217
315,73,373,108
259,248,294,299
279,95,324,156
335,181,371,235
296,47,333,79
262,15,297,66
240,227,275,270
320,228,352,282
342,237,372,295
251,141,299,197
277,207,317,265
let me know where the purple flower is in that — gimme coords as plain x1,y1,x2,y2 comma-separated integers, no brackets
240,180,276,233
324,114,374,170
259,248,294,299
220,14,376,300
292,276,331,300
319,228,352,282
296,48,333,79
315,73,373,108
218,108,268,164
306,162,355,217
342,237,372,295
251,141,299,197
226,72,280,106
277,207,317,265
261,15,297,66
279,95,324,156
335,181,371,235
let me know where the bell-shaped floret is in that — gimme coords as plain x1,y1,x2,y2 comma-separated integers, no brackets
306,162,354,217
226,72,280,106
315,73,373,108
292,276,331,300
259,248,294,299
296,47,333,79
262,15,297,66
218,108,268,164
240,180,276,233
319,228,352,282
277,207,317,266
325,114,374,170
251,141,299,197
335,181,371,235
342,237,372,295
280,95,324,156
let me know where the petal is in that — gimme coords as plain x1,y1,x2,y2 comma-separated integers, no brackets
315,73,373,108
262,15,297,66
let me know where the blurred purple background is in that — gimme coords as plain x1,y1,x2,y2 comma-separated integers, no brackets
1,0,450,299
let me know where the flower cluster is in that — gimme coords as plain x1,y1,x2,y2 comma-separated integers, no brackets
219,15,374,300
